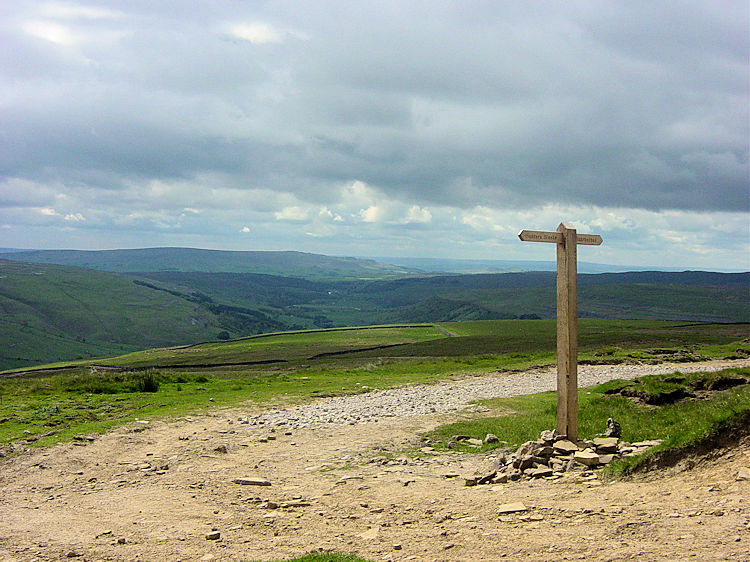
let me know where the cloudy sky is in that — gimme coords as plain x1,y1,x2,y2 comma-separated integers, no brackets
1,1,748,269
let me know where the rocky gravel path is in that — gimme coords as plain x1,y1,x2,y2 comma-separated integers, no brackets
245,359,750,428
2,358,749,562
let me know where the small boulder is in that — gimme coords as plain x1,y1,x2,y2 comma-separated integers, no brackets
593,437,619,453
566,460,590,472
549,458,566,471
514,455,535,471
598,454,615,465
508,470,522,481
476,471,497,485
497,502,528,514
515,440,544,457
540,429,558,443
528,467,553,479
536,446,555,458
485,433,500,444
573,449,600,466
553,440,579,455
531,456,550,467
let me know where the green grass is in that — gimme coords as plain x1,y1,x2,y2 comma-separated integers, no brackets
94,325,443,368
268,553,371,562
425,367,750,475
1,320,748,449
0,260,252,370
7,318,743,373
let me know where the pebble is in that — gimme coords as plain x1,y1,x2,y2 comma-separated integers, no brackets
239,363,741,429
233,477,271,486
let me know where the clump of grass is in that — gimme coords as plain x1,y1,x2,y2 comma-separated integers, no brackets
134,371,159,393
425,367,750,476
56,369,161,394
269,552,371,562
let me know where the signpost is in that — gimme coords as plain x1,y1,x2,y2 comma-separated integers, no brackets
518,223,602,441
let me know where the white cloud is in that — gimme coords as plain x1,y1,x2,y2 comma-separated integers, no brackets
402,205,432,224
319,207,343,221
274,206,309,221
226,22,283,44
23,20,78,45
358,205,383,223
240,226,251,233
64,213,85,222
461,207,505,232
40,207,60,216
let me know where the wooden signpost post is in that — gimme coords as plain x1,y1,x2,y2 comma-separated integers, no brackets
518,223,602,441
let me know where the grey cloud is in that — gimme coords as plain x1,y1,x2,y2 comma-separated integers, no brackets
0,0,746,230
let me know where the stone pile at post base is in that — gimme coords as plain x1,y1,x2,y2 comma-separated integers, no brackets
463,428,662,486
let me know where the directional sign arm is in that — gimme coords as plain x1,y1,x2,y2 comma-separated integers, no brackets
518,230,602,246
518,230,562,243
576,234,603,245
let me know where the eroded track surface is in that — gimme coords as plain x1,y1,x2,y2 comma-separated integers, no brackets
1,360,749,561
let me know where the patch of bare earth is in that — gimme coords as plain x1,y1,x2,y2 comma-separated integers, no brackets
1,360,749,561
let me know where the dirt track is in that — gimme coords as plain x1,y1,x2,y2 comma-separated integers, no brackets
1,361,749,561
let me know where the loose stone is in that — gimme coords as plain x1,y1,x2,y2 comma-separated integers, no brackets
593,437,619,453
233,477,271,486
553,440,579,455
497,502,528,514
573,450,600,466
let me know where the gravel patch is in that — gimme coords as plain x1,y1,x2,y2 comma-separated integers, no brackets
240,359,750,429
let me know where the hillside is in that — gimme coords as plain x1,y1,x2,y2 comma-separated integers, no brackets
1,258,747,370
0,248,415,279
349,271,750,324
139,270,750,326
0,260,287,370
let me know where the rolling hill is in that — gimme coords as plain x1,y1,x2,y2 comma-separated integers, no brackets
1,255,747,370
0,248,415,279
138,269,750,326
0,260,288,370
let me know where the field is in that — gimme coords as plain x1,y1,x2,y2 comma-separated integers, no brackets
2,319,748,448
2,256,747,371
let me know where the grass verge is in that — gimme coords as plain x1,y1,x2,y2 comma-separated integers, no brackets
268,553,371,562
424,367,750,476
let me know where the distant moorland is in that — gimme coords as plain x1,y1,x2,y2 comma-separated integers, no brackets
0,248,747,370
0,248,415,279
